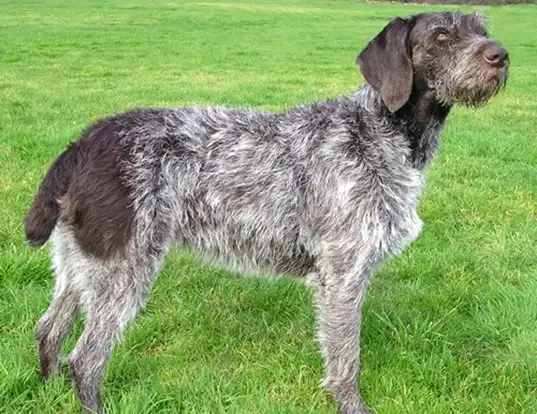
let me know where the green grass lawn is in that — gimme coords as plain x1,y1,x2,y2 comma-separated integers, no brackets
1,0,536,413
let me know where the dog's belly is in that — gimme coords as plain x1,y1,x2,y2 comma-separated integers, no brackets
173,196,315,277
177,231,315,277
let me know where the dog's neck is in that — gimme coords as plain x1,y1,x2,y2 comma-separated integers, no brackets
392,88,452,169
357,83,451,170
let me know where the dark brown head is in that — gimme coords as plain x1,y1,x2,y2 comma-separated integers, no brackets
357,11,509,113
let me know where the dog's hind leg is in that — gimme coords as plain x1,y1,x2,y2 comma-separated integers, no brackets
36,227,80,379
66,250,165,414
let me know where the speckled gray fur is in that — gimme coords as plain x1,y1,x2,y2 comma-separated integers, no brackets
27,11,509,414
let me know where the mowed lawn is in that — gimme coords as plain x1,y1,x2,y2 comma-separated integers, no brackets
1,0,536,413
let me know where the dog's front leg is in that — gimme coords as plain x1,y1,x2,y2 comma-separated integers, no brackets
314,260,376,414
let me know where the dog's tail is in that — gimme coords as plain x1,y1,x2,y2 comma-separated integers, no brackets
24,142,81,247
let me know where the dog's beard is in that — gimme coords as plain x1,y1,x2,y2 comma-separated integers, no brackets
433,60,508,108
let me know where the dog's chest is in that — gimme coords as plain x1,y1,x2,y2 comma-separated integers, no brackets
382,169,425,256
331,157,426,259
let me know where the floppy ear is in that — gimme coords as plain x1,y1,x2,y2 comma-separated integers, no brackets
357,17,416,113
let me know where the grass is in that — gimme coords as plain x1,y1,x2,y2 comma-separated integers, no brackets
1,0,537,412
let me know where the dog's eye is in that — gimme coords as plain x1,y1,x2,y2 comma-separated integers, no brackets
437,32,448,41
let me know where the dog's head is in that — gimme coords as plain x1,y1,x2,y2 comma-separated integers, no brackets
357,11,509,113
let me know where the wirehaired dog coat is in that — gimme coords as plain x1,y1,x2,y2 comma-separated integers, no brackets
25,11,508,414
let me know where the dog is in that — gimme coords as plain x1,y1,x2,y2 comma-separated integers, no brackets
25,11,509,414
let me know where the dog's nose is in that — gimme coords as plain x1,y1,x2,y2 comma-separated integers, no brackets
483,42,509,67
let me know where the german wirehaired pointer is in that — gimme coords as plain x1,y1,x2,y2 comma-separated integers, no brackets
25,11,509,414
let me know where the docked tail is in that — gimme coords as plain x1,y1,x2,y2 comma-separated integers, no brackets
24,142,81,247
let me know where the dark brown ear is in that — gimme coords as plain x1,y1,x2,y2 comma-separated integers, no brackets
357,17,416,113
